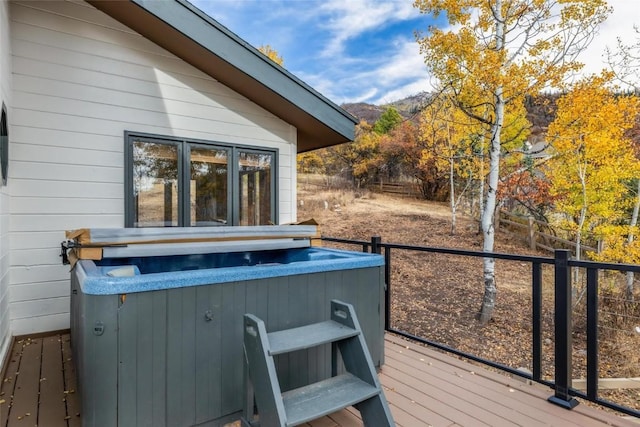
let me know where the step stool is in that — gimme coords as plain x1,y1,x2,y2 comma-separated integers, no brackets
242,299,394,427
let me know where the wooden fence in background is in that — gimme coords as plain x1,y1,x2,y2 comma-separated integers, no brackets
369,182,421,198
496,210,598,257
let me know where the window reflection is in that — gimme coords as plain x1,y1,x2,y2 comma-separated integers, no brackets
190,146,228,226
127,135,275,227
132,141,178,227
239,151,272,226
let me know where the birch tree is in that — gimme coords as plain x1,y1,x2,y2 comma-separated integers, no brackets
418,98,484,234
414,0,610,324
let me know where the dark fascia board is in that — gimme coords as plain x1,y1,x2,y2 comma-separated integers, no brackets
88,0,357,153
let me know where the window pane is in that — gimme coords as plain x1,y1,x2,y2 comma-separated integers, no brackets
132,141,178,227
190,146,228,226
238,151,272,226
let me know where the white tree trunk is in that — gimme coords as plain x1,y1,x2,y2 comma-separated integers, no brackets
576,163,588,262
477,118,488,231
450,153,457,235
478,118,502,324
478,0,505,325
572,162,588,301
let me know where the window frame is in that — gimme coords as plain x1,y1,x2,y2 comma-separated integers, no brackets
124,131,278,227
1,102,8,186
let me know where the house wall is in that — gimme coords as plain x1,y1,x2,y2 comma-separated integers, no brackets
0,0,12,367
9,0,298,335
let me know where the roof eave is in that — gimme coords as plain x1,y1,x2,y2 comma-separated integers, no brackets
87,0,357,153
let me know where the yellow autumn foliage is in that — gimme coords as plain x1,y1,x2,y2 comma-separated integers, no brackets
547,73,640,258
258,44,284,66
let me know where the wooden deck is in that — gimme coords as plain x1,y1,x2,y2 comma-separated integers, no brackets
1,333,80,427
1,332,637,427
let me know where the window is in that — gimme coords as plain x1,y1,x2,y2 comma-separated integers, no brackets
1,103,7,186
125,133,276,227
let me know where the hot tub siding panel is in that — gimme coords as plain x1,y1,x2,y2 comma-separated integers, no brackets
75,291,119,427
74,267,384,426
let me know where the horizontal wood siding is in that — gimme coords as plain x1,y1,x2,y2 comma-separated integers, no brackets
0,0,12,368
8,0,297,334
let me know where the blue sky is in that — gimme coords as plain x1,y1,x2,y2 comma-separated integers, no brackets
190,0,638,106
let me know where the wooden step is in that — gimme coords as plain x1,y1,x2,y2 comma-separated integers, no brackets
282,373,379,426
267,320,359,355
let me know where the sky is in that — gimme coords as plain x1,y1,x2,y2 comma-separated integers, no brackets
190,0,640,106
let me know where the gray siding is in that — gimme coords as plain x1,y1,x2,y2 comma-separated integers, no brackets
0,0,12,368
74,268,385,426
9,0,298,335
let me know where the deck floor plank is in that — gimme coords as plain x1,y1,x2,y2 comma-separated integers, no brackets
0,340,21,427
6,337,42,427
323,406,362,427
384,333,638,427
383,343,531,427
1,331,638,427
384,340,566,426
307,415,339,426
39,335,68,427
385,342,588,427
61,334,81,427
379,369,486,427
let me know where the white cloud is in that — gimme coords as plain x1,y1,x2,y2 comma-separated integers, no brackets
294,38,434,105
373,77,433,104
374,39,428,84
318,0,420,56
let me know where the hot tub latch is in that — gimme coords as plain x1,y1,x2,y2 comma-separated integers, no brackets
204,310,214,322
93,321,105,336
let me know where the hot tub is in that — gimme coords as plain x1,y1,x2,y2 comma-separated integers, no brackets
66,227,385,427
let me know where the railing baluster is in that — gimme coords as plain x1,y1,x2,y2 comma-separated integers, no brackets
586,268,599,401
532,262,542,382
384,246,391,331
548,250,579,409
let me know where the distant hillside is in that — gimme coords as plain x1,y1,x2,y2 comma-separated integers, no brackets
343,92,640,147
342,92,557,130
341,103,385,124
342,92,432,124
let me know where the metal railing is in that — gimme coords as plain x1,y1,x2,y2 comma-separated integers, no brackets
322,235,640,418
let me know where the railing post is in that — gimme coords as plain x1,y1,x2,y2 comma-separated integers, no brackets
371,236,381,254
370,236,391,331
384,246,391,331
548,249,579,409
532,262,542,382
586,268,599,401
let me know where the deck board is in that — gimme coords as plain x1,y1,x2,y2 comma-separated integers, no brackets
61,335,82,427
0,339,20,427
8,337,42,426
1,331,637,427
383,333,638,427
40,335,68,426
1,334,81,427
